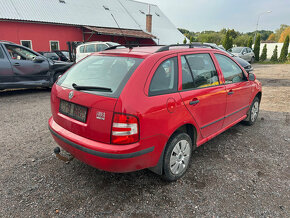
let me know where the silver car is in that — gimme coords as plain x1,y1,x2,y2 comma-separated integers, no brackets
228,47,255,63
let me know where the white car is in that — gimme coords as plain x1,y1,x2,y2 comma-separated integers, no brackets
75,41,120,62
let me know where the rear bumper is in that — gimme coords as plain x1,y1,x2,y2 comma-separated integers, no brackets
48,117,158,173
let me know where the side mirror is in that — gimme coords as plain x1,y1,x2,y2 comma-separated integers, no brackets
33,56,45,63
248,73,256,81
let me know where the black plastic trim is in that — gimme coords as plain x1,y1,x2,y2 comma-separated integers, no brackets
49,126,154,159
201,105,249,129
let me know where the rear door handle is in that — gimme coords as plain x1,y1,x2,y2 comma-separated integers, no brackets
14,63,20,66
228,90,234,95
189,99,199,105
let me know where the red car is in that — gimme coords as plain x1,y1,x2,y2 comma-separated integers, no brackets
49,44,262,181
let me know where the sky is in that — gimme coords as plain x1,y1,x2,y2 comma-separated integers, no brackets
141,0,290,33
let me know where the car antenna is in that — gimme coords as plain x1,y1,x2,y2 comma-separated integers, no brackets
109,13,132,49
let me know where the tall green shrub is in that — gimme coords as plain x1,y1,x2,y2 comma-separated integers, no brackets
223,30,233,50
270,45,278,62
260,44,267,61
183,38,187,44
253,34,261,61
279,35,289,62
190,36,194,44
247,37,253,48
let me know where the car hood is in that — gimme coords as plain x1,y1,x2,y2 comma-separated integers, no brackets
50,60,74,71
233,56,253,71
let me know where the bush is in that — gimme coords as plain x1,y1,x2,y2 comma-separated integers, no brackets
279,35,289,62
260,44,267,61
183,38,187,44
270,45,278,62
253,34,261,61
223,30,233,50
190,36,194,44
247,37,253,48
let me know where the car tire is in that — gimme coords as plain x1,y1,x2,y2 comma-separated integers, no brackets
250,57,255,64
243,97,260,126
163,132,192,181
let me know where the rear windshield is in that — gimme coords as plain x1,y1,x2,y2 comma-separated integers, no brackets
57,55,143,97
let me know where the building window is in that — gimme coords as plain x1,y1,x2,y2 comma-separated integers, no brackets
50,41,59,51
20,40,32,49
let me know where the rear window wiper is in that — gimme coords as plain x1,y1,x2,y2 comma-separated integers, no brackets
72,83,112,92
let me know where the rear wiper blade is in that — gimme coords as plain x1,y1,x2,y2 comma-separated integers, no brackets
72,83,112,92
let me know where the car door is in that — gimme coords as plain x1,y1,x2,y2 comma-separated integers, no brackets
0,44,14,85
178,52,227,138
214,53,252,128
4,44,50,82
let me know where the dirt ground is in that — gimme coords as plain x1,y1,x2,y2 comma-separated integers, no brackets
0,64,289,217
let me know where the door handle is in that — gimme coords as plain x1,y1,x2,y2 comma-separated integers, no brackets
189,99,199,105
14,63,20,66
228,90,234,95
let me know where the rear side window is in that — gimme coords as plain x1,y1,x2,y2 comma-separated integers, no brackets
79,46,85,53
85,44,96,53
182,53,219,89
149,57,178,96
57,55,143,97
97,44,108,52
215,54,246,84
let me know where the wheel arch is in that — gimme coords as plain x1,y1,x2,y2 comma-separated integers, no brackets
149,122,198,175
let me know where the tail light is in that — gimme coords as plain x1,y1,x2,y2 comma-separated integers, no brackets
111,113,139,145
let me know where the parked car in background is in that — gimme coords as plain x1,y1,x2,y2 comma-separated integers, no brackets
39,51,60,61
49,44,262,181
75,41,120,62
205,43,253,73
54,50,71,62
228,47,255,63
0,41,73,90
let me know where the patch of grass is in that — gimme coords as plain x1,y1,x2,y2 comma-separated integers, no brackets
255,60,290,64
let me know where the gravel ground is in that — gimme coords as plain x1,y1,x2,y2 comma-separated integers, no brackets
0,64,289,217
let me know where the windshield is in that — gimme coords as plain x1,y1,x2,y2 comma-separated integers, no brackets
57,55,143,97
229,47,243,53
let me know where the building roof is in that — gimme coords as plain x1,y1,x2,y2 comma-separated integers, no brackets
0,0,185,44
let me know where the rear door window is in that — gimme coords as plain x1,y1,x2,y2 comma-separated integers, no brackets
97,44,108,52
182,53,219,89
215,53,246,84
57,55,143,97
149,57,178,96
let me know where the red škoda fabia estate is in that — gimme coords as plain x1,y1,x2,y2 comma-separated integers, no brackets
49,45,262,181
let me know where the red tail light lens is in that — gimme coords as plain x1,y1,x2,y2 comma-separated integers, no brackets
111,113,139,145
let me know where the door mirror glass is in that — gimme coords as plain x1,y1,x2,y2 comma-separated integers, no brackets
248,73,256,81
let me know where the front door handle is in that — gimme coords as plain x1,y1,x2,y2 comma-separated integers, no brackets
189,99,199,105
228,90,234,95
14,63,20,66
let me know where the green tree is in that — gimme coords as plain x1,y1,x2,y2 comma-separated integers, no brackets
247,37,253,48
190,36,194,44
260,44,267,61
223,30,233,50
279,35,289,62
253,34,261,61
234,35,250,47
270,45,278,62
183,38,187,44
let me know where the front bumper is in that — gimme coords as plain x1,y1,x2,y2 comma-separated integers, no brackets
48,117,157,173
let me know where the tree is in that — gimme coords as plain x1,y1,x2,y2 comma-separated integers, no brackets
275,24,289,42
278,27,290,43
253,34,261,61
279,35,289,62
223,30,233,50
267,33,276,41
260,44,267,61
183,38,187,44
190,36,194,44
270,45,278,62
247,37,253,48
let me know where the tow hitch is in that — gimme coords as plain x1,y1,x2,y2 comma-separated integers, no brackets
54,147,74,163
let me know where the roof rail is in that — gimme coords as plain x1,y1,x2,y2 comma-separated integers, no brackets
155,43,216,53
104,44,162,51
